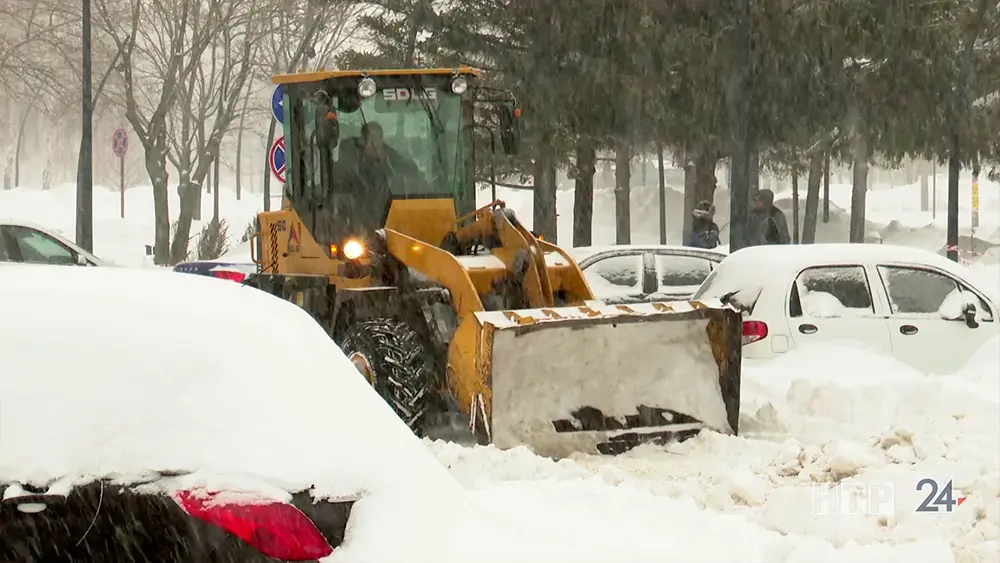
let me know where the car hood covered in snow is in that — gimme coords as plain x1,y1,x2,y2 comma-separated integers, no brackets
0,264,456,499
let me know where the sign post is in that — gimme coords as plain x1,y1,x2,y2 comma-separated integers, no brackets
271,84,284,124
112,127,128,218
269,136,286,184
972,167,980,229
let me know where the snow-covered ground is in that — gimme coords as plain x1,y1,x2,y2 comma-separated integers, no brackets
1,180,998,562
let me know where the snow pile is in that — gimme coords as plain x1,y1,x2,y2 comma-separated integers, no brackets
426,339,999,563
0,264,455,500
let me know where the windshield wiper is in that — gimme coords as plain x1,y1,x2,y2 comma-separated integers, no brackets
410,78,447,184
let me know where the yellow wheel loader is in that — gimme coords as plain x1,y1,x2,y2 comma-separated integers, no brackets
249,66,743,458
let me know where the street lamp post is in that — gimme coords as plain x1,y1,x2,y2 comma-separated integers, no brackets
77,0,94,252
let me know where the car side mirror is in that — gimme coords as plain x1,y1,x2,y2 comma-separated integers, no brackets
963,302,979,329
74,253,89,266
498,104,521,155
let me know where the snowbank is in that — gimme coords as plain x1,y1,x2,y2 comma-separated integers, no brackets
0,264,455,500
426,338,1000,563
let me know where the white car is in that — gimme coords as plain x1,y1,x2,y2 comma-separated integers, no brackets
568,245,727,303
692,243,998,375
0,220,107,266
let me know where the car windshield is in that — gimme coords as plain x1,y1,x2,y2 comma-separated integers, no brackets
0,265,454,497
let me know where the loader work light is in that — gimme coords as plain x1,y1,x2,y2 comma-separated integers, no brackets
342,239,365,260
451,76,468,95
358,78,377,98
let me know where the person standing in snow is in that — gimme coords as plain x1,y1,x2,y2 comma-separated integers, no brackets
684,200,721,249
748,188,791,246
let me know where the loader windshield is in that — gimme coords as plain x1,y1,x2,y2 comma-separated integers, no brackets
283,76,470,235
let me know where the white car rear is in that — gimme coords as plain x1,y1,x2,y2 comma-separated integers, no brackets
692,244,998,375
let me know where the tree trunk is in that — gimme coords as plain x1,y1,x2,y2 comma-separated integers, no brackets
802,151,823,243
532,140,557,242
235,93,250,201
145,148,171,265
212,149,220,222
920,167,929,212
657,144,667,244
573,139,596,247
614,143,631,244
14,107,31,187
193,173,203,221
171,175,199,264
822,153,830,223
682,148,719,239
791,172,800,243
849,139,868,243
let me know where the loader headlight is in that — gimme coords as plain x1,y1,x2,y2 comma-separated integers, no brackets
358,77,377,98
451,76,468,95
342,239,365,260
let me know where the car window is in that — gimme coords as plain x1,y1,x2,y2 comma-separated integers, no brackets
790,265,874,317
8,226,78,265
582,254,643,294
654,254,714,290
878,265,994,320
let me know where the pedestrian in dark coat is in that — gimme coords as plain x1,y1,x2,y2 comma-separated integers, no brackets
684,200,721,249
748,189,791,246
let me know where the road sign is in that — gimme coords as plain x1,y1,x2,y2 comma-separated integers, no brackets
112,128,128,157
271,84,285,124
269,136,286,183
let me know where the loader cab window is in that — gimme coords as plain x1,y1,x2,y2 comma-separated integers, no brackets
283,78,470,234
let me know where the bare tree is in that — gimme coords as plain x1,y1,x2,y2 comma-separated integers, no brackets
164,0,275,263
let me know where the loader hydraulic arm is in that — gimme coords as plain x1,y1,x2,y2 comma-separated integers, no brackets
450,200,558,309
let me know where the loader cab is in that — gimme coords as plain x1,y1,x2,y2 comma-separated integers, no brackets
275,67,515,251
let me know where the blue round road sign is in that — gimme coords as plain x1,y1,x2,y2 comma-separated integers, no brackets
271,85,285,124
112,128,128,157
269,136,286,183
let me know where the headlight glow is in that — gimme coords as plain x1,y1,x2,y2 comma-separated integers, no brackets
342,239,365,260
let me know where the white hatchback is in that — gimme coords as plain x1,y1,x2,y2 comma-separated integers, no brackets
692,244,999,375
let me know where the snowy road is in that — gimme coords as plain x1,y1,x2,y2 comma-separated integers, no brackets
427,335,1000,563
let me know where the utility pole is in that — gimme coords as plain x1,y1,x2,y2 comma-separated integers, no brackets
728,0,751,252
77,0,94,252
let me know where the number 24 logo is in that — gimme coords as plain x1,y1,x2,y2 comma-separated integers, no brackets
916,478,966,512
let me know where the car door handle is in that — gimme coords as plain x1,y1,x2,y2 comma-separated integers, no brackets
798,323,818,334
899,324,919,335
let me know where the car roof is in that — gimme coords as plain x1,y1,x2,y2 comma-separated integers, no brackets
699,243,997,306
718,243,970,277
0,263,456,496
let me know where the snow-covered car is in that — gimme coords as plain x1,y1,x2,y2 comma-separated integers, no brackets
0,219,107,266
172,240,256,282
568,245,727,303
0,263,458,561
692,243,999,375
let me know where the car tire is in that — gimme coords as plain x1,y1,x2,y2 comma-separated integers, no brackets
339,318,436,435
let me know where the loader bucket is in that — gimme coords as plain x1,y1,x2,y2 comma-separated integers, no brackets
446,300,743,458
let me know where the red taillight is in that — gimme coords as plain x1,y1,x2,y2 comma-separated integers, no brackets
211,269,246,282
742,320,768,345
173,490,333,561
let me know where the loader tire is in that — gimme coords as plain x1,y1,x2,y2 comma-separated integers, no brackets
340,318,436,435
